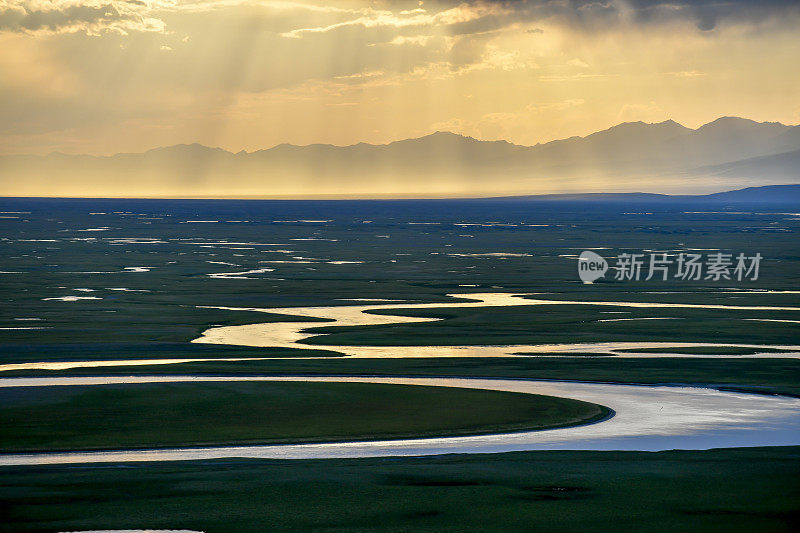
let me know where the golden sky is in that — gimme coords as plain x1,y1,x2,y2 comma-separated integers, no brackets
1,0,799,155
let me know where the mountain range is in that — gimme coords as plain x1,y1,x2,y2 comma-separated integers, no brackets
1,117,799,198
487,184,800,203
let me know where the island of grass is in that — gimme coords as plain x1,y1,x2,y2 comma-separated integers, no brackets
0,381,610,452
613,346,795,356
297,304,800,347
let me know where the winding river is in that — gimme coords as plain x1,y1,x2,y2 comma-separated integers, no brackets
2,292,798,465
191,292,800,359
1,375,799,465
2,293,799,374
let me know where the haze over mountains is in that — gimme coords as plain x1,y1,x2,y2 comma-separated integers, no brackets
2,117,798,198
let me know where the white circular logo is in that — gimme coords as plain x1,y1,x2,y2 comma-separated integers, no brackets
578,251,608,283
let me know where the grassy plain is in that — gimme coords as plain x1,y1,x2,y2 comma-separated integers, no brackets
1,447,798,533
2,198,799,365
0,381,609,452
301,304,800,346
1,198,799,531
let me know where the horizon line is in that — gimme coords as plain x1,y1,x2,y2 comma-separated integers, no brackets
1,184,797,202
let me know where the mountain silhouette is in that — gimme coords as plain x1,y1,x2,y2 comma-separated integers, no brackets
1,117,798,198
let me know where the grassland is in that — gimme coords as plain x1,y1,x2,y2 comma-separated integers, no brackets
2,198,800,364
613,346,795,355
1,447,798,533
0,381,609,452
1,198,799,531
300,304,800,347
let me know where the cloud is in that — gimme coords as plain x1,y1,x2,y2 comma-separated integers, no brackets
3,0,798,39
262,0,800,85
280,1,800,42
279,3,504,39
2,1,799,155
0,0,367,37
389,1,800,34
617,0,800,31
0,0,165,35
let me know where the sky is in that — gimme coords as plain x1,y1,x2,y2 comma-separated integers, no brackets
1,0,799,156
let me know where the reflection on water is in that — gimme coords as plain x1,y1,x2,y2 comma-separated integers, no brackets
191,292,800,359
3,292,798,373
0,357,271,373
1,375,799,465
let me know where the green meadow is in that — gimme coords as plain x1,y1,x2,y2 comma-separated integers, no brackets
1,199,799,531
0,381,609,452
1,447,798,533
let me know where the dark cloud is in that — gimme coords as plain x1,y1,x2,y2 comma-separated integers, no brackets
418,0,800,32
611,0,800,31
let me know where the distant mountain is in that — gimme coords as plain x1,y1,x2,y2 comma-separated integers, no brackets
1,117,798,198
689,148,800,183
703,183,800,203
489,184,800,203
